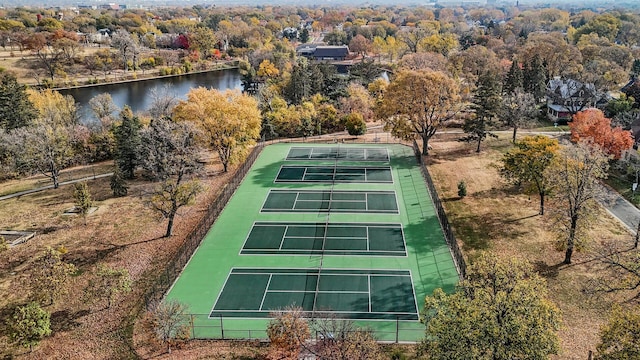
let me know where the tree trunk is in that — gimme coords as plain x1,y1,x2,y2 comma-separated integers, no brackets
421,133,430,155
476,136,482,153
512,126,517,143
165,213,175,238
635,219,640,249
539,192,545,215
564,215,578,264
222,161,228,173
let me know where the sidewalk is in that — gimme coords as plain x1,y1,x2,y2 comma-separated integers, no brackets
597,183,640,234
0,173,113,201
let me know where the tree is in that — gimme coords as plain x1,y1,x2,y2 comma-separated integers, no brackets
111,29,138,72
9,90,78,189
0,72,37,130
307,314,383,360
88,93,118,131
343,113,367,136
267,307,310,360
375,70,461,155
596,306,640,360
0,235,8,253
85,264,132,309
503,60,524,95
460,71,501,152
422,255,561,360
30,246,77,305
546,141,610,264
300,28,310,43
110,168,128,197
174,88,261,173
349,34,371,58
141,118,203,237
570,109,633,160
604,94,635,119
113,106,142,179
147,85,178,120
150,300,191,354
73,182,93,225
500,88,539,143
500,136,559,215
9,302,51,352
522,55,547,102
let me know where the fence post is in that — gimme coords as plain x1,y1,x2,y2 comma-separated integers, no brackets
190,314,195,339
220,314,224,339
395,316,399,343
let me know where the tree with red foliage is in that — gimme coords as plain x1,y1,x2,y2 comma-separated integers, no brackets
569,109,633,159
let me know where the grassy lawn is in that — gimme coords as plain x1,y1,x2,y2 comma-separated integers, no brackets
427,132,635,360
0,161,115,197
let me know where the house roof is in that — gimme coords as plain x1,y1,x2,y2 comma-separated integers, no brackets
313,46,349,58
547,77,596,99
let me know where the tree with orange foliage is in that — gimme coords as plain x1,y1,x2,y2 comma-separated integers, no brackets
569,109,633,159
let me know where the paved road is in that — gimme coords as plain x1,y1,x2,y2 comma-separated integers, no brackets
597,183,640,233
0,173,113,201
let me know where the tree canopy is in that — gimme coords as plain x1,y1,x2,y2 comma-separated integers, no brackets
174,88,261,172
422,255,561,360
375,69,461,155
570,109,633,160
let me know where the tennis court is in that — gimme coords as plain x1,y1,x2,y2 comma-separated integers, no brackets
286,146,389,161
275,165,393,183
165,143,459,342
210,268,418,320
240,222,405,256
261,190,399,213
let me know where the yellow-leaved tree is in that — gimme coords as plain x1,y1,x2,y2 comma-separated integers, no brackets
174,88,261,172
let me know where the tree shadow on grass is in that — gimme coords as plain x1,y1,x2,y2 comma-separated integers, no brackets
51,309,90,332
65,236,166,269
532,260,565,279
452,212,532,252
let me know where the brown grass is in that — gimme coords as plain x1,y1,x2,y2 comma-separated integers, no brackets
0,153,248,359
428,133,636,359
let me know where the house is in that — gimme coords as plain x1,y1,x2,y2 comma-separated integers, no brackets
299,45,350,61
546,77,599,123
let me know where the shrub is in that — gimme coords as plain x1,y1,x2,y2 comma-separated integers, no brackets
457,180,467,198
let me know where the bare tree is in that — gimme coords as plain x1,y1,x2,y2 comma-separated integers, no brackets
150,300,190,354
147,85,178,120
304,314,383,360
88,93,118,131
500,87,539,143
110,29,138,72
547,141,610,264
140,118,203,237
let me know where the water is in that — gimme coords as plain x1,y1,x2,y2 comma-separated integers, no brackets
59,69,242,124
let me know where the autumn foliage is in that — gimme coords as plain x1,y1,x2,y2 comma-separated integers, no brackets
569,109,633,159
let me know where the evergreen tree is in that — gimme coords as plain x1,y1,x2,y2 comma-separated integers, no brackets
523,55,547,102
110,168,128,197
73,182,93,225
504,60,523,95
300,28,310,43
461,71,501,152
0,72,37,130
9,302,51,352
113,106,141,179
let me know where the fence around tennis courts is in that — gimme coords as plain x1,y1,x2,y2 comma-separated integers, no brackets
143,142,265,310
412,139,467,279
142,136,465,342
168,313,425,343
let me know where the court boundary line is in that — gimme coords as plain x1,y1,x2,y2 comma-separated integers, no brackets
260,189,400,214
285,146,391,162
208,267,420,320
273,165,394,184
238,221,408,257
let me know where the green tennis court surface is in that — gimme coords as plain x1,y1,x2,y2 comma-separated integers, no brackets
241,222,405,256
276,165,393,183
211,268,418,320
287,146,389,161
165,143,460,342
262,190,399,213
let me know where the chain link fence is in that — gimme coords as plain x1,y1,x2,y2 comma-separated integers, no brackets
143,142,265,310
412,140,467,279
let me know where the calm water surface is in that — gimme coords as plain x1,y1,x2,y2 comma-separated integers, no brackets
60,69,242,124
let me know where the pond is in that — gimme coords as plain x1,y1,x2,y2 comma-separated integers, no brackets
59,68,242,124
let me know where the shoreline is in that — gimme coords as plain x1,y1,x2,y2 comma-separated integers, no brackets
49,62,239,91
